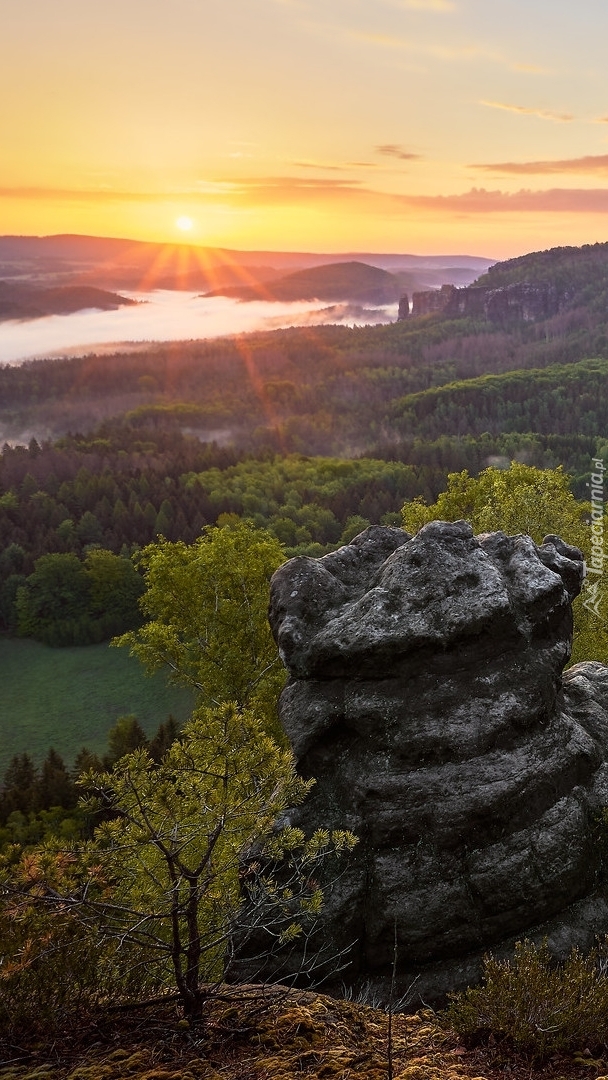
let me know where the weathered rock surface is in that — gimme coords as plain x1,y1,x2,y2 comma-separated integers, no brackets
246,522,608,1004
410,280,573,324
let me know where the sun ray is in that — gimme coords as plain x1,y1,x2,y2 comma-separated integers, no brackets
133,244,184,292
190,245,278,300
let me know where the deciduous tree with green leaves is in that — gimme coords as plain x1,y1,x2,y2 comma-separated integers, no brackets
116,520,287,736
16,552,90,645
402,463,605,664
84,548,145,636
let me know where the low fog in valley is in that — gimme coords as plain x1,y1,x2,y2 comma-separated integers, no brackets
0,290,397,365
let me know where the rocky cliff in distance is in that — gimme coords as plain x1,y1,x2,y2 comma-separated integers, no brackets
401,241,608,326
246,523,608,1005
404,280,573,324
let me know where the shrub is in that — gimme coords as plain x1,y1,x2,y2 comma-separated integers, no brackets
0,850,149,1037
445,938,608,1056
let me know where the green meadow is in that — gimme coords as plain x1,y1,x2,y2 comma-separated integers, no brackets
0,638,195,774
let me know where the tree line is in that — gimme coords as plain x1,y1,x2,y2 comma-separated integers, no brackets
0,518,354,1030
0,714,179,850
392,358,608,442
2,292,608,458
0,450,418,636
2,432,605,641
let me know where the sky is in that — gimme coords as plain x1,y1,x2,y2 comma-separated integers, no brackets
3,0,608,257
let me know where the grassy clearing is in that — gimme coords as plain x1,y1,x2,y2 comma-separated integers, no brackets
0,638,195,773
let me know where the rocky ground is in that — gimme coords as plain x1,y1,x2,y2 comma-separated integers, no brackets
1,987,608,1080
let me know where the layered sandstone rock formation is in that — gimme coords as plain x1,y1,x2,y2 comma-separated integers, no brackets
262,522,608,1004
406,280,573,324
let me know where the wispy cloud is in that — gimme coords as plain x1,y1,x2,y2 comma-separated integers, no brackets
4,179,608,218
350,31,537,73
291,158,379,170
355,31,492,61
0,185,165,203
391,0,455,10
0,180,245,203
398,187,608,214
480,100,575,122
0,178,364,208
470,154,608,176
215,179,608,216
213,176,366,206
376,144,421,161
290,160,348,171
194,180,241,195
512,62,550,74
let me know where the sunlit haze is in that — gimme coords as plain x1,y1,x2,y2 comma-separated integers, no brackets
3,1,608,256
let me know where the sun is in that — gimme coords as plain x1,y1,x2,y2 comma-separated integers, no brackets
175,215,194,232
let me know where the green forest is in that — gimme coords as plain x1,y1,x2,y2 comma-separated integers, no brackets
1,242,607,756
2,242,608,1070
2,240,607,750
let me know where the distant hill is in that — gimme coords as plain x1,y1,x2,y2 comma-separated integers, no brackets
203,260,404,303
477,240,608,282
474,241,608,306
390,357,608,440
0,282,136,321
409,241,608,325
0,233,494,293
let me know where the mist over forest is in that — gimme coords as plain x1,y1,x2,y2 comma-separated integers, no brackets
0,237,492,364
0,290,396,365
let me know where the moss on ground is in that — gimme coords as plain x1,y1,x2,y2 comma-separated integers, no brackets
0,989,482,1080
3,986,608,1080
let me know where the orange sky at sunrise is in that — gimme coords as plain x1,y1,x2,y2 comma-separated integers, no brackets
4,0,608,257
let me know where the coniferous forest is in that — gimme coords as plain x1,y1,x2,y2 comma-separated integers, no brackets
1,244,607,734
3,243,608,1077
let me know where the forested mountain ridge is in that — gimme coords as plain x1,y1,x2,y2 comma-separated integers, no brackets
391,357,608,440
476,240,608,301
0,281,135,321
1,299,606,453
409,241,608,324
1,240,608,636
